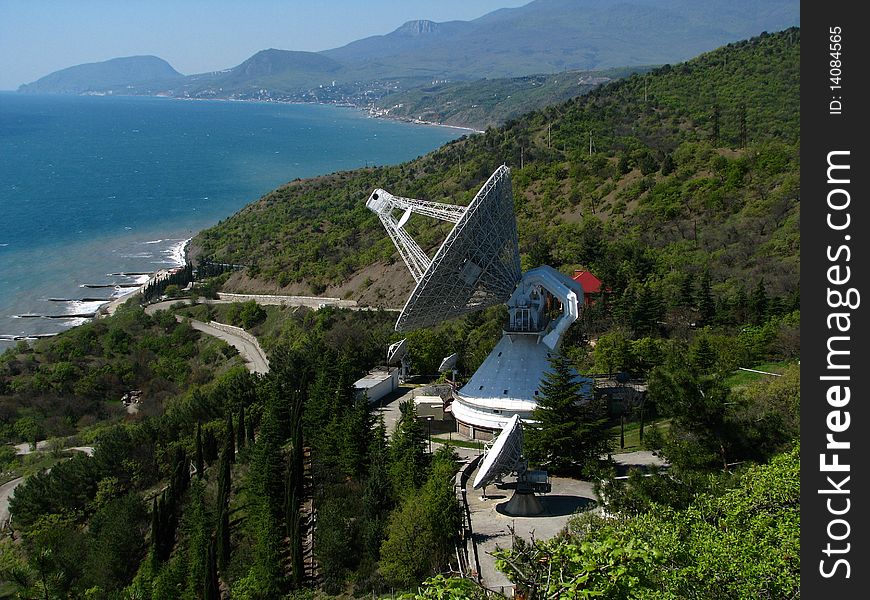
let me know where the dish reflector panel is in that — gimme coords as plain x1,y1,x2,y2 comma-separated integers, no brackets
473,414,524,489
367,166,522,332
438,352,458,373
387,338,408,365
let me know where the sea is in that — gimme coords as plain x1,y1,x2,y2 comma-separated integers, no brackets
0,93,463,349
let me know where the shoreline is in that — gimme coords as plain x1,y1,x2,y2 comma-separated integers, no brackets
17,90,486,135
98,237,191,319
0,238,192,346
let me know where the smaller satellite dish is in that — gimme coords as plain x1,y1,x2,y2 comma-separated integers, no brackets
396,207,413,229
473,414,523,489
438,352,458,373
387,338,408,365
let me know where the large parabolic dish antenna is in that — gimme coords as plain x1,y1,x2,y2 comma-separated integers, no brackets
366,165,522,331
473,414,524,489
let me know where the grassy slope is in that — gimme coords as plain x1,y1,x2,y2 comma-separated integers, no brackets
191,29,799,309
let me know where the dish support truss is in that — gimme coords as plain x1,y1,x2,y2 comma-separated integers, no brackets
366,165,523,331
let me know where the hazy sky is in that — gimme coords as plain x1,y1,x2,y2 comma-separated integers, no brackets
0,0,531,90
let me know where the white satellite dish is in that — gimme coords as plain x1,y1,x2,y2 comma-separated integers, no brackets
473,414,523,489
386,338,408,365
367,166,522,332
438,352,458,373
472,414,548,516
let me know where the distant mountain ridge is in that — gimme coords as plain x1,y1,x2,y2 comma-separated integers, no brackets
20,0,799,99
19,55,182,94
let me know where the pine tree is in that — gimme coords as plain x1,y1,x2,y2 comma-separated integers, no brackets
526,354,612,474
697,269,715,324
749,278,768,325
678,273,694,307
389,401,428,495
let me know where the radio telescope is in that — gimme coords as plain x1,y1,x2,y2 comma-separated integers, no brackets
367,165,590,439
472,414,550,516
366,165,521,332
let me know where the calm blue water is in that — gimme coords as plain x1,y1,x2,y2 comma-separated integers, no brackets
0,94,462,346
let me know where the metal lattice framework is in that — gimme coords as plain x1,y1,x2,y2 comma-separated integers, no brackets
366,165,522,331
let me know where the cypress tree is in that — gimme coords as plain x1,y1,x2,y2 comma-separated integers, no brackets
195,422,205,479
205,539,220,600
203,427,218,464
216,450,232,573
246,413,255,445
225,411,235,464
150,497,160,568
237,406,246,451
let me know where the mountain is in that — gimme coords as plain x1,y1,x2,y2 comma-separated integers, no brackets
18,55,183,94
323,0,800,79
20,0,799,102
190,29,800,310
181,49,346,96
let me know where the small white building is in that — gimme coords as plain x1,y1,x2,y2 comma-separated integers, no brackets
414,395,445,420
354,367,399,404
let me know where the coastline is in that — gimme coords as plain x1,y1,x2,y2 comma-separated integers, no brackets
1,95,462,348
98,237,191,319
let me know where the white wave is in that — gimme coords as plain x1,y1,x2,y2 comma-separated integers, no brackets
164,238,190,267
63,317,92,328
64,300,107,314
120,252,154,259
143,239,163,244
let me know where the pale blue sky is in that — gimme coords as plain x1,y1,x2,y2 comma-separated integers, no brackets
0,0,531,90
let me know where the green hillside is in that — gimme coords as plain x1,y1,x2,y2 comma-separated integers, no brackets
192,29,800,310
374,67,649,130
18,56,183,94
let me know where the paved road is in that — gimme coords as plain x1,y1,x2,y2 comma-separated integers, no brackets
0,477,24,529
187,319,269,374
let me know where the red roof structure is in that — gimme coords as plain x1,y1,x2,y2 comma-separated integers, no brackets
572,270,604,305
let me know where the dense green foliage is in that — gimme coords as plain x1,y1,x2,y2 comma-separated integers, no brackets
0,302,241,445
193,30,799,314
493,444,800,599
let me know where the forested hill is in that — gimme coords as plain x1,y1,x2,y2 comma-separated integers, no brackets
18,56,183,94
191,29,800,310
